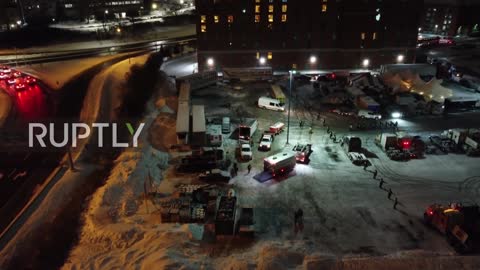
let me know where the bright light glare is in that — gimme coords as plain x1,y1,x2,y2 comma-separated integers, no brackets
207,58,214,66
259,57,266,65
397,54,404,63
362,59,370,67
391,112,402,119
152,3,158,9
309,56,317,64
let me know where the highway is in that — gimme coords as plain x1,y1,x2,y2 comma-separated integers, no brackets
0,35,196,66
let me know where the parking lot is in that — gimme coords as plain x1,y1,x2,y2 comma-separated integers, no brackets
187,79,480,255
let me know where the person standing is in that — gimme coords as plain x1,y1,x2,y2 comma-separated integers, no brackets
294,208,304,235
247,164,252,174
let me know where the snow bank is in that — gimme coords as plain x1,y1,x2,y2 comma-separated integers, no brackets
0,89,12,127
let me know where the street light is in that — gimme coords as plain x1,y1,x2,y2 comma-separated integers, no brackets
397,54,404,63
152,3,158,9
259,57,266,65
105,10,109,14
286,70,296,145
362,58,370,68
309,56,317,64
207,58,214,67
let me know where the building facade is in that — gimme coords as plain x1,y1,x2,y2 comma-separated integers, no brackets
195,0,423,71
0,0,21,31
421,0,480,37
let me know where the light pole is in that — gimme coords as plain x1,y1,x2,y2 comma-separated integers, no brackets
286,70,295,145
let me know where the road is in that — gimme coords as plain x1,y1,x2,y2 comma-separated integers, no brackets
0,35,196,66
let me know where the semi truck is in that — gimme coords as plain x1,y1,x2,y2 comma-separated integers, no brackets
376,132,425,160
238,119,258,143
424,203,480,253
263,152,296,177
444,129,480,156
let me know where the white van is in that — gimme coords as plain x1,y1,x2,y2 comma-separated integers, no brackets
222,117,230,134
258,96,285,112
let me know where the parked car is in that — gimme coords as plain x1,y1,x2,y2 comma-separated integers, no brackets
358,110,382,120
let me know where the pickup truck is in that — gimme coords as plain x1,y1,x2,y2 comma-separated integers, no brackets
258,134,274,151
240,144,253,160
293,143,312,163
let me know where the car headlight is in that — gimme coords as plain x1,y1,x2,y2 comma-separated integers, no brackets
391,112,401,119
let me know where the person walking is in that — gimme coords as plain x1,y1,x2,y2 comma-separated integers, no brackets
379,178,385,189
233,163,239,177
393,197,399,209
388,188,393,200
294,208,304,235
373,170,378,179
247,164,252,174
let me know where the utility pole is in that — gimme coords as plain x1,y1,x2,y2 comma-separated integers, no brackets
286,70,295,145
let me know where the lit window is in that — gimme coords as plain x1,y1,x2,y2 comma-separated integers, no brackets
361,32,366,40
281,14,287,22
268,5,274,12
322,4,327,12
255,0,260,2
214,15,219,23
268,14,273,22
255,15,260,23
267,52,272,59
256,52,260,59
282,5,287,12
373,32,377,40
255,5,260,13
201,24,206,32
200,15,206,23
227,15,234,23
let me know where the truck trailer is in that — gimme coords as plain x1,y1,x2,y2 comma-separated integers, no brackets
238,119,258,144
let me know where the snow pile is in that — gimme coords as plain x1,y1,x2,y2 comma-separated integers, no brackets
86,145,169,226
0,89,12,127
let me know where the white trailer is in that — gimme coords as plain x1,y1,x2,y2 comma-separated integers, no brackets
178,82,191,104
191,105,206,146
263,152,296,177
376,133,398,151
176,102,190,144
463,130,480,156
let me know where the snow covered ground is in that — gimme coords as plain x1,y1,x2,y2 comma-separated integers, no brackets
58,78,480,269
